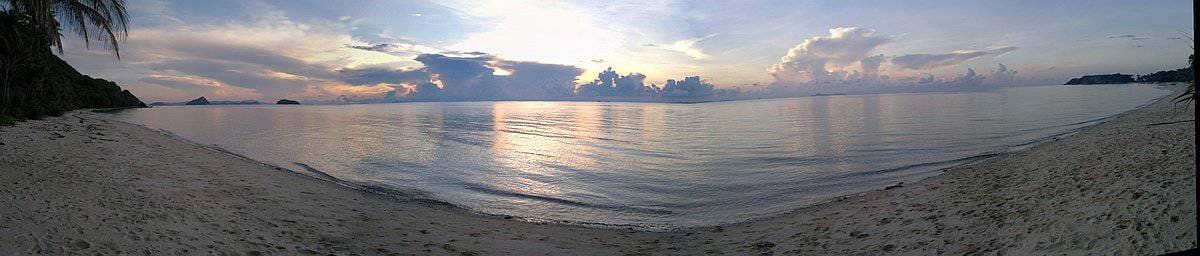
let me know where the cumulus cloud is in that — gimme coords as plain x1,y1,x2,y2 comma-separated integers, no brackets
859,54,886,79
576,68,650,97
660,76,715,97
768,27,891,84
575,67,716,98
989,63,1018,84
891,46,1017,70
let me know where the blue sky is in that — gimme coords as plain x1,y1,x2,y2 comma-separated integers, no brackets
60,0,1194,102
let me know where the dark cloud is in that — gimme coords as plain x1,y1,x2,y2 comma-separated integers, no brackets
575,68,715,98
891,46,1017,70
577,68,651,97
338,67,431,86
345,41,440,57
497,60,584,99
439,50,489,56
660,76,714,97
344,53,583,101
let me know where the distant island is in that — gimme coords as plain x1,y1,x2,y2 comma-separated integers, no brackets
150,97,263,106
1065,54,1194,85
1064,74,1134,85
185,97,210,105
146,97,301,106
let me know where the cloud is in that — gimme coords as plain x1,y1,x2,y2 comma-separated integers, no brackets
661,76,715,97
338,67,431,86
345,42,441,57
1107,34,1150,41
652,34,716,60
137,75,263,100
859,54,886,79
341,53,584,101
576,67,716,97
768,27,891,84
989,63,1018,84
891,46,1017,70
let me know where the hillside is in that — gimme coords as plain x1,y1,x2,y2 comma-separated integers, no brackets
1064,74,1134,85
0,12,146,121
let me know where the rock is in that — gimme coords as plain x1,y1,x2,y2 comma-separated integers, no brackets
882,244,896,251
276,99,301,105
185,97,210,105
752,241,776,250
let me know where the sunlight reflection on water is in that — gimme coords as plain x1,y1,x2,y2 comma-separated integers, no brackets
112,85,1169,228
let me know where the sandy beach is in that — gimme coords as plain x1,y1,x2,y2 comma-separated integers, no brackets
1,86,1194,255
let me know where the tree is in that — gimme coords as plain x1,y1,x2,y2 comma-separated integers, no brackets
0,0,140,120
1,0,129,58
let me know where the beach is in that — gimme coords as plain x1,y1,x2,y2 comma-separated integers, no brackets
1,86,1194,255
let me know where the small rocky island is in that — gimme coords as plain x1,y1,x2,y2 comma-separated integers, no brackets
184,97,210,105
276,99,300,105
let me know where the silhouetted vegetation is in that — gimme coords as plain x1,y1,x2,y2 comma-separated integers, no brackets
4,0,130,57
1064,74,1134,85
1174,53,1194,105
0,1,144,122
276,99,300,105
1136,55,1194,84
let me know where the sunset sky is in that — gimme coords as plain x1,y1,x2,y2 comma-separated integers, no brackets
58,0,1194,102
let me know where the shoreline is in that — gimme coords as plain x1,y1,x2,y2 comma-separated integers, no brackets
699,84,1180,222
116,84,1178,231
1,85,1194,254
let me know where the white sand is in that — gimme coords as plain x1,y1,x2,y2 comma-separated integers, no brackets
1,86,1194,255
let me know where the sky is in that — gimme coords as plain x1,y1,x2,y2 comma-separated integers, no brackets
57,0,1194,102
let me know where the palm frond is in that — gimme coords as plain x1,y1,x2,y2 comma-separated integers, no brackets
2,0,128,58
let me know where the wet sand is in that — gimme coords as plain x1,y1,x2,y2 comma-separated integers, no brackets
1,85,1194,255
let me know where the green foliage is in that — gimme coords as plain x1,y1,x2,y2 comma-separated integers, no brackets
1173,54,1195,105
0,11,144,120
1177,81,1195,105
0,114,16,126
1,0,130,57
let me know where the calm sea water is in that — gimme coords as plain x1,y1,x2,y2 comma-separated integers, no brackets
111,85,1169,228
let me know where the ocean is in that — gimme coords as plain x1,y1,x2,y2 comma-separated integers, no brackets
110,84,1170,228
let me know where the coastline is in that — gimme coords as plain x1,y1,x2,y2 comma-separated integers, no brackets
1,85,1194,255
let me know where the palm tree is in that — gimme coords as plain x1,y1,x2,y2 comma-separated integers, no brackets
1179,53,1194,104
1,0,129,58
